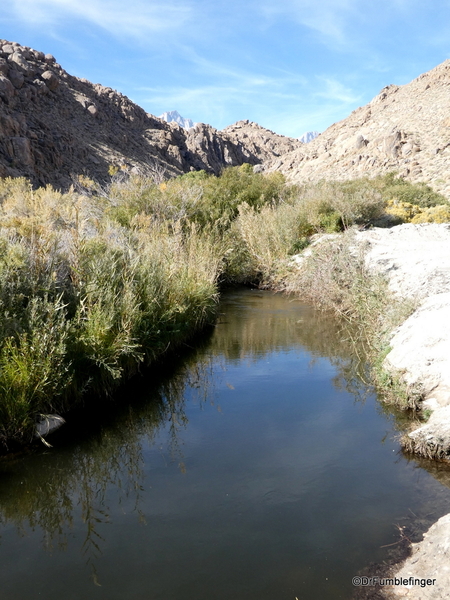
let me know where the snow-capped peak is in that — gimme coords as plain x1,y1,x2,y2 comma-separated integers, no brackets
298,131,320,143
159,110,196,129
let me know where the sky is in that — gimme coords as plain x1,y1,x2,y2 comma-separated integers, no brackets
1,1,450,137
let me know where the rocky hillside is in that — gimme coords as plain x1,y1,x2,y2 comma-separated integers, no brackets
266,60,450,199
0,40,303,189
222,120,303,164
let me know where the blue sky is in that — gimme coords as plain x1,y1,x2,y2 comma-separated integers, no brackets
1,0,450,137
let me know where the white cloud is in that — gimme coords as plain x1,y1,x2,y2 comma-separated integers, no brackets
314,77,361,104
180,49,309,89
260,0,360,46
8,0,192,39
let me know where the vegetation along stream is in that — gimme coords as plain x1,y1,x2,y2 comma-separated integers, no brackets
1,288,450,600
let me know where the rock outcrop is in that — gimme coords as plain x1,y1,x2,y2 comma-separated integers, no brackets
266,60,450,199
0,40,303,189
222,120,302,164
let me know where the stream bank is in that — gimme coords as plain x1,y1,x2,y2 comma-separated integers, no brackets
296,222,450,599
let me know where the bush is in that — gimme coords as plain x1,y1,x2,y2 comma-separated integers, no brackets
411,204,450,224
0,176,224,446
377,173,447,208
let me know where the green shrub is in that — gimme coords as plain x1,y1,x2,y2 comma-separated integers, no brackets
0,296,72,442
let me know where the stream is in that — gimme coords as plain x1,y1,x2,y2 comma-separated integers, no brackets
1,288,450,600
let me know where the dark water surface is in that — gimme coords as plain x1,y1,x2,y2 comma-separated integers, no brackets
1,289,450,600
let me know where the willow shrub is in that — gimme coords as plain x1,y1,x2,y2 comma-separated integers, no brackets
0,178,223,445
105,164,290,231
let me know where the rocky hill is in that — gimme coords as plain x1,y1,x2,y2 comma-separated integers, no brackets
0,40,303,189
222,120,303,164
266,60,450,199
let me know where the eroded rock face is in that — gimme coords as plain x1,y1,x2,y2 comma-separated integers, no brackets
265,60,450,200
0,39,303,189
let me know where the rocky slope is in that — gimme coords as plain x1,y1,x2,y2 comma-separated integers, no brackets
0,40,303,189
266,60,450,199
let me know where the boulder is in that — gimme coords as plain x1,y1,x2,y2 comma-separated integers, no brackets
41,70,59,92
87,104,98,117
0,58,8,76
8,51,34,75
0,75,14,103
8,68,24,89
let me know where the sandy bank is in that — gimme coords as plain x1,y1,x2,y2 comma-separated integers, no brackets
351,223,450,599
353,223,450,454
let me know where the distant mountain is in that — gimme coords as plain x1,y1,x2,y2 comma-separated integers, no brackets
298,131,319,143
159,110,196,129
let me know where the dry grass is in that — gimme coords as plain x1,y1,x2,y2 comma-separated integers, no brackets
283,231,422,410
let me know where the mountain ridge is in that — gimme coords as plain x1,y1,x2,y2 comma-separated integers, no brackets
2,38,450,198
0,39,303,189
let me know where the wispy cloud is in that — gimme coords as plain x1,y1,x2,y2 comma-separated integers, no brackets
136,68,362,136
257,0,428,51
259,0,360,47
7,0,193,40
314,77,361,104
178,48,309,89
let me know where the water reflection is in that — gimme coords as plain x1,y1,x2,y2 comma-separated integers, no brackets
0,288,448,599
0,355,211,562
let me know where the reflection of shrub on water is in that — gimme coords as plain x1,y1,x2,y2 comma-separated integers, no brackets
0,351,215,571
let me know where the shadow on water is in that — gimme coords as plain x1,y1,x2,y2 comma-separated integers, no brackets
0,288,449,600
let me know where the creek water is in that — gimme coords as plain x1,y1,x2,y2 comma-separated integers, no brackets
1,288,450,600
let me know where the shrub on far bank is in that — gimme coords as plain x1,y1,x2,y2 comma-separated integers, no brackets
377,172,446,208
0,177,224,445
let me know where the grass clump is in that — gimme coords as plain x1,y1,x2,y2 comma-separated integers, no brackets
283,231,422,410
